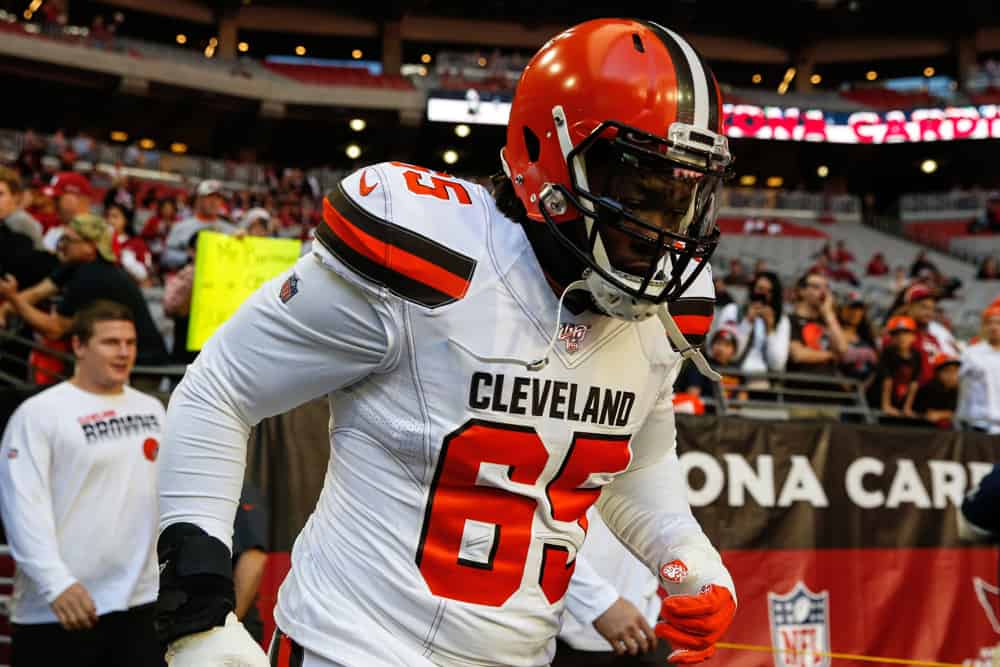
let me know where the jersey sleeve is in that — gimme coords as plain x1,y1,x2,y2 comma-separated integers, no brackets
0,402,77,603
313,163,480,309
158,249,401,548
562,551,620,628
596,379,734,599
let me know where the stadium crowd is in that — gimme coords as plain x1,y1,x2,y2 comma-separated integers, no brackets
0,136,999,431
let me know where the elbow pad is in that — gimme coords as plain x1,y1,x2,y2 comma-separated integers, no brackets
155,522,235,646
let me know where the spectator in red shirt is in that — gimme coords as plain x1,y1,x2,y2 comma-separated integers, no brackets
107,203,153,286
869,316,921,418
866,252,889,276
139,197,178,259
894,284,959,385
833,240,854,264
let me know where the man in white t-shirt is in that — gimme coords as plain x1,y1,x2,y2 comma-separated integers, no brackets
957,304,1000,434
0,299,166,666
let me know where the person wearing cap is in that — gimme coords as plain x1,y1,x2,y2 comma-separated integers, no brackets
0,213,167,366
40,171,94,253
162,179,235,270
956,305,1000,434
240,207,273,238
913,355,961,429
894,284,959,386
868,316,921,419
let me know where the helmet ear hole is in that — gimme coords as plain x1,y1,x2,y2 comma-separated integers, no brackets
523,126,541,163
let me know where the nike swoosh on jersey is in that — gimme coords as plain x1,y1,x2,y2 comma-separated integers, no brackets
359,170,378,197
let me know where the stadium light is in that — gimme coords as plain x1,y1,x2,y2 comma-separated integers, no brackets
352,49,363,59
349,118,367,132
738,175,756,186
920,159,938,174
454,124,471,138
777,67,796,95
175,34,186,45
443,149,459,165
924,66,935,77
238,41,249,53
295,45,306,56
421,53,432,64
110,131,128,142
817,165,829,178
346,144,362,159
866,70,878,81
751,73,762,84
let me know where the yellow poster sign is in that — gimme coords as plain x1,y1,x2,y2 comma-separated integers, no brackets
187,231,302,350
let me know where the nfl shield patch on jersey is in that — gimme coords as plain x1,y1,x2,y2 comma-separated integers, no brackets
767,582,830,667
280,273,300,303
558,323,590,354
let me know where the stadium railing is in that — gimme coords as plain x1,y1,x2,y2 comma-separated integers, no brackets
699,366,876,423
0,329,186,402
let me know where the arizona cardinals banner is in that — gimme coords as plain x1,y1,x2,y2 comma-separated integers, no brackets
673,417,1000,667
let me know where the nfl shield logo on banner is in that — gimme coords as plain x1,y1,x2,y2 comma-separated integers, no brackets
767,582,830,667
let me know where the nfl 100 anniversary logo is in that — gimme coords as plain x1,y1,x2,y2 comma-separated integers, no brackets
558,323,590,354
767,582,831,667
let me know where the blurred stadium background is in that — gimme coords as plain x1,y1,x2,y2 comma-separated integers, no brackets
0,1,999,665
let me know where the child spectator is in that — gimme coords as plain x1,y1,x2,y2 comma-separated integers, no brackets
913,355,960,429
869,316,921,418
677,327,743,405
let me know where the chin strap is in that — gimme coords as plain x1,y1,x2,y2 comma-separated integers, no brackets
449,279,590,372
658,307,721,382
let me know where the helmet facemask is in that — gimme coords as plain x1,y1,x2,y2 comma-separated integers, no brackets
537,112,732,320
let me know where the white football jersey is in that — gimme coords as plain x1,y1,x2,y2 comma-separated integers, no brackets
159,161,717,667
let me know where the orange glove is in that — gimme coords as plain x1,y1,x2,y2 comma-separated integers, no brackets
656,583,736,664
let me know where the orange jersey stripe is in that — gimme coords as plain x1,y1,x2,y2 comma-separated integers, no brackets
322,199,471,300
672,313,713,335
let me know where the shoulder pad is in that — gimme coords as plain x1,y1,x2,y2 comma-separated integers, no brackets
314,162,486,309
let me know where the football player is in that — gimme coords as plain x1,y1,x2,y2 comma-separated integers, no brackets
155,18,736,667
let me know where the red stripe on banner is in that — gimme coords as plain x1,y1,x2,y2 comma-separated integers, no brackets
322,199,471,300
719,547,999,667
673,314,713,335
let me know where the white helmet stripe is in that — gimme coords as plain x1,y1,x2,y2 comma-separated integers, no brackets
651,22,710,131
661,26,709,129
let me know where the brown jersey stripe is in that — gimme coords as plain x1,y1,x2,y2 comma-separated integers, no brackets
317,199,471,308
327,186,477,282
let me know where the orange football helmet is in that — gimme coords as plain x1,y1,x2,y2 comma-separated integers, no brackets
502,18,732,319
